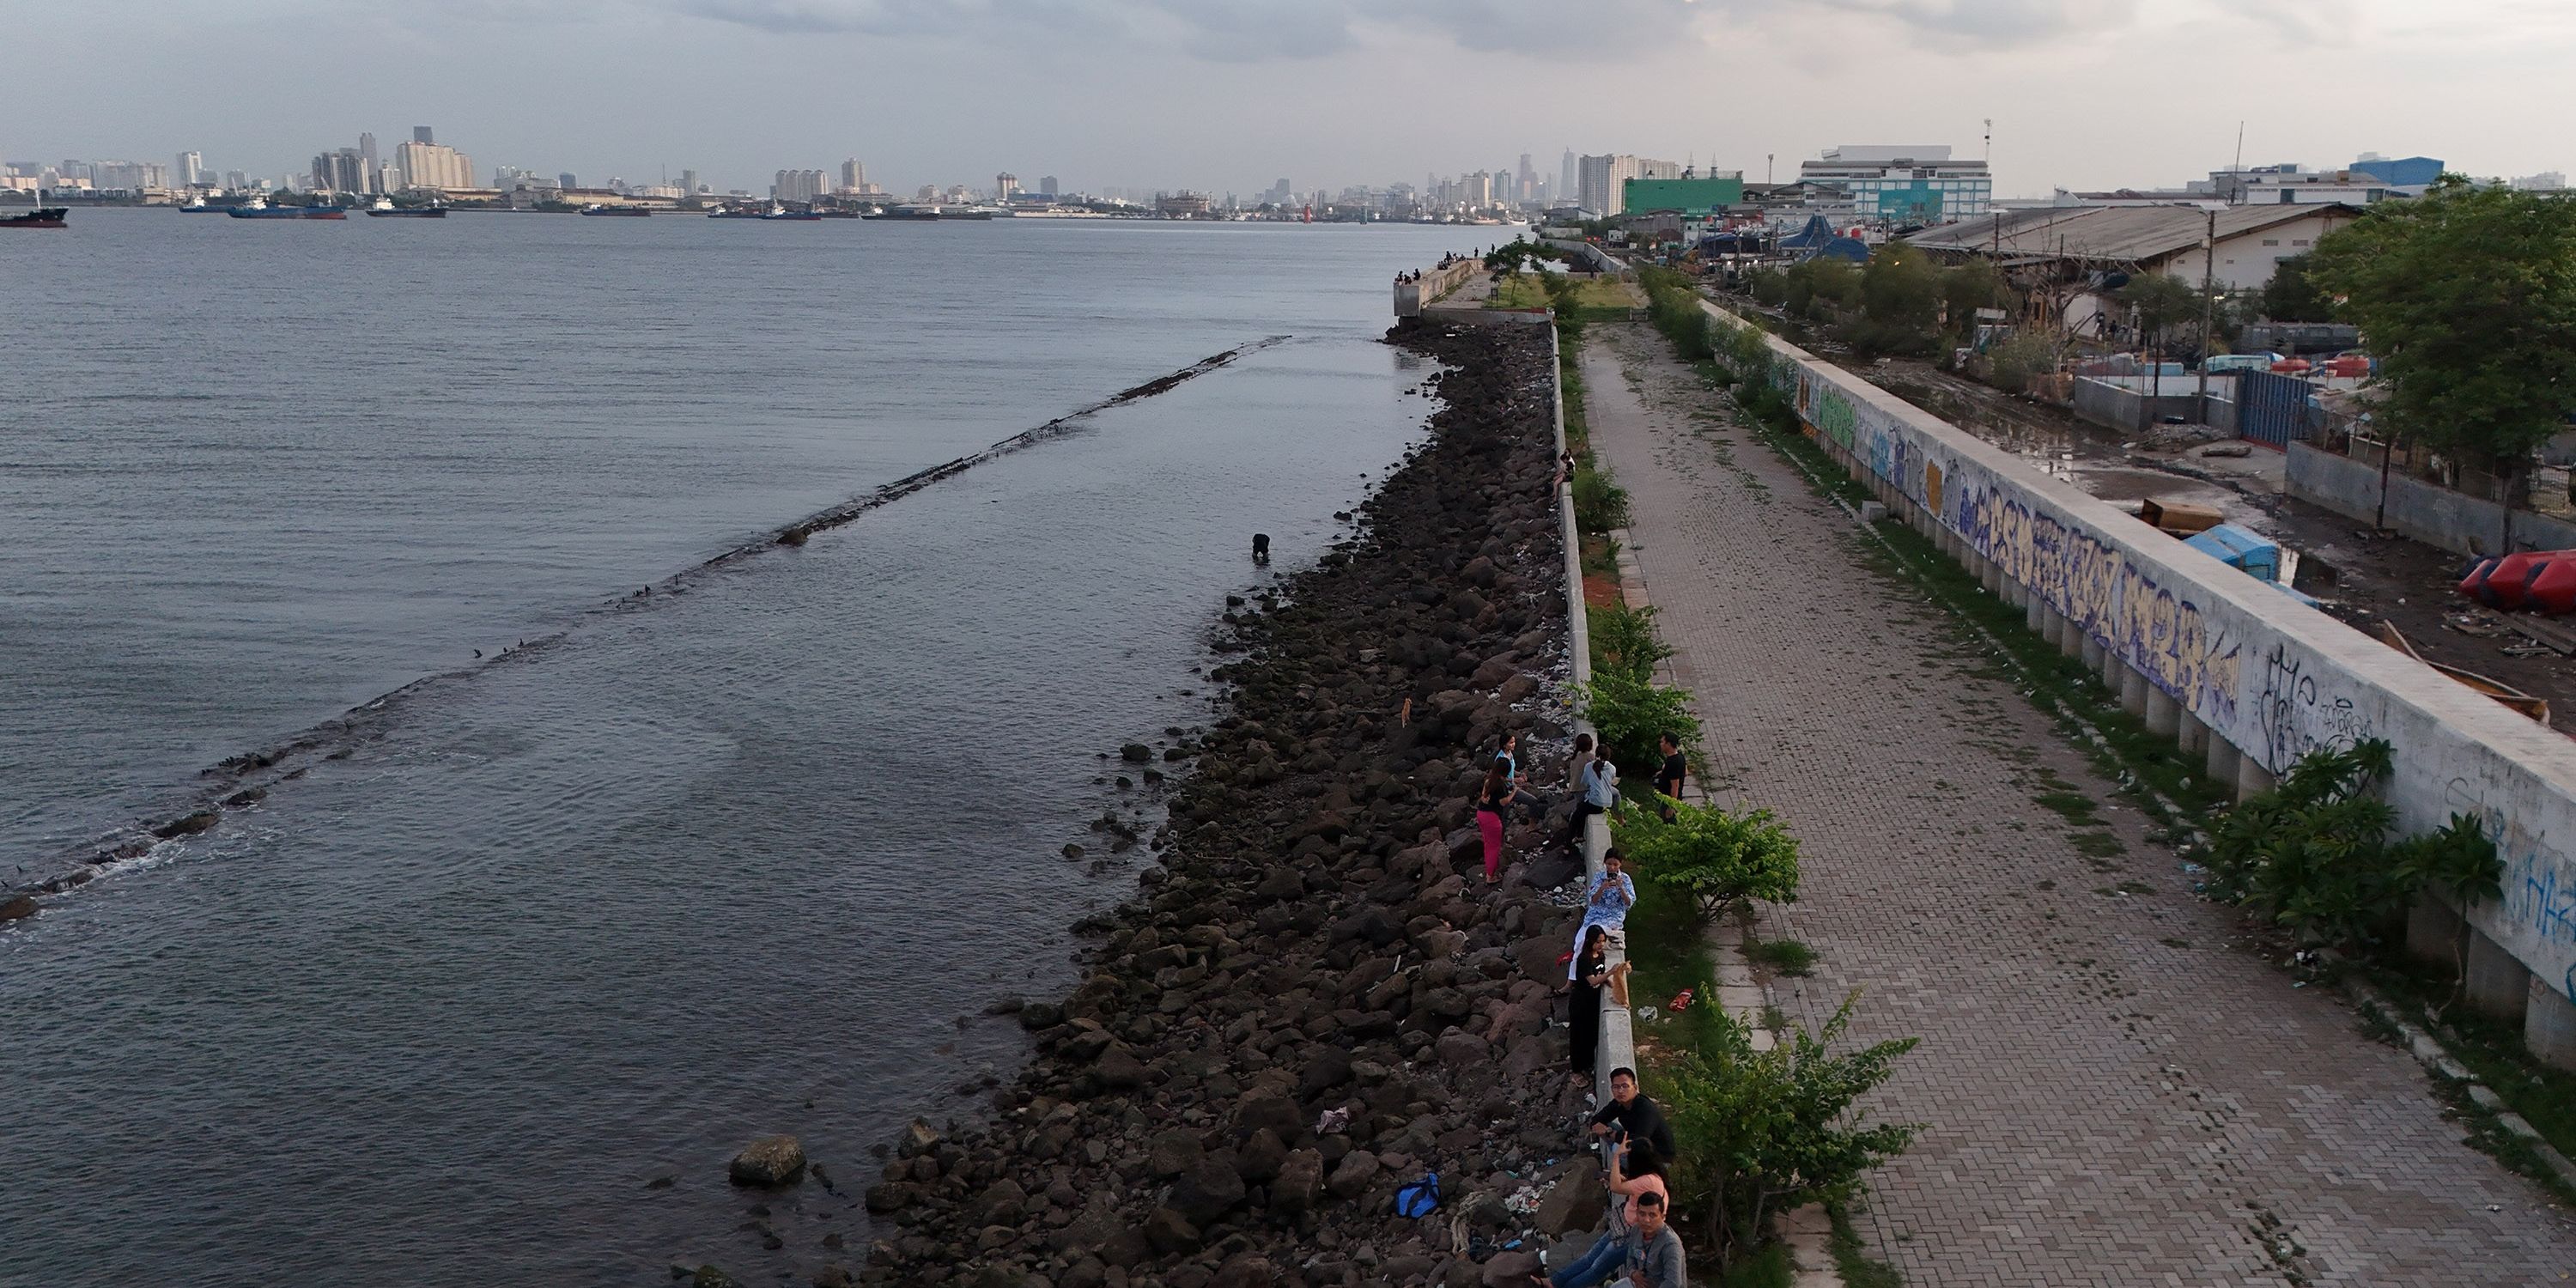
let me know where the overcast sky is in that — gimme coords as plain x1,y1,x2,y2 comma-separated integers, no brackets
13,0,2571,196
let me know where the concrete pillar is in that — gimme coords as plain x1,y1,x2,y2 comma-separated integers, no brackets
2178,710,2210,757
1981,560,2003,595
2118,662,2149,716
2529,979,2576,1072
2025,596,2046,635
2144,686,2178,737
2081,636,2105,672
2235,755,2276,801
2404,894,2464,969
2206,736,2242,787
2098,644,2123,691
2059,619,2086,659
2464,929,2532,1021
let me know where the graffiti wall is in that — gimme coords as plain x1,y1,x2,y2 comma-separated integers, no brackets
1723,301,2576,1006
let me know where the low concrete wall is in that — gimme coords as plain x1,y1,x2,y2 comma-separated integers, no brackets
2070,376,2208,434
1394,260,1479,318
1701,299,2576,1060
1542,239,1625,277
1551,320,1635,1091
1426,307,1552,328
2287,441,2576,558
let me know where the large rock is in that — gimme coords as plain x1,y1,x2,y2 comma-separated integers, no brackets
1170,1152,1248,1226
1210,1254,1277,1288
1148,1128,1205,1178
1273,1148,1324,1213
1297,1047,1353,1099
1435,1030,1492,1068
1479,1250,1540,1286
1532,1156,1603,1235
1237,1127,1288,1183
727,1135,806,1187
1326,1149,1381,1201
1237,1090,1302,1142
1096,1044,1148,1090
1143,1206,1201,1255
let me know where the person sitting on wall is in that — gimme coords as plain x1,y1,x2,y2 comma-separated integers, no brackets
1568,850,1636,974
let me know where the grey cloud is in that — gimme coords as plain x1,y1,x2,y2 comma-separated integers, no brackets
671,0,2135,57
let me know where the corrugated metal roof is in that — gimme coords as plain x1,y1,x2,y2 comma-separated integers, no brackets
1905,204,2363,264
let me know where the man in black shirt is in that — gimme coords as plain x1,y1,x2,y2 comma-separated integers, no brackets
1654,732,1686,822
1586,1066,1677,1163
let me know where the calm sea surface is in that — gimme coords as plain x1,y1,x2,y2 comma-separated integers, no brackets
0,210,1479,1284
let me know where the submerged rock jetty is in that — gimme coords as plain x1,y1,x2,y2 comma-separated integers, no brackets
854,320,1588,1288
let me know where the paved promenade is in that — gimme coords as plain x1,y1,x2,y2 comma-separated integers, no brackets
1580,319,2576,1286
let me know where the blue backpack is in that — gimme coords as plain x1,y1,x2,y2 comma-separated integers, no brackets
1394,1171,1440,1218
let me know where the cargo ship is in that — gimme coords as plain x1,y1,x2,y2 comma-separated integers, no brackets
862,204,991,222
368,197,447,218
227,197,345,220
761,204,822,222
3,206,68,228
707,204,766,219
178,195,223,214
580,204,650,216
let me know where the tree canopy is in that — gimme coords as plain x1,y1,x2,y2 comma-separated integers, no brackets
2258,254,2334,324
2309,177,2576,469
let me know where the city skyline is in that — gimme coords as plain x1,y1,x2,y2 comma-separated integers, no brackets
10,0,2573,202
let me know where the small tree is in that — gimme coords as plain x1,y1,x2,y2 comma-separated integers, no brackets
1577,671,1700,775
1941,259,2007,325
1851,244,1944,355
1660,995,1920,1263
1613,797,1798,926
2117,273,2201,355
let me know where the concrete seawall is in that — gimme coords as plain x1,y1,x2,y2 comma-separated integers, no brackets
1394,260,1478,318
1700,298,2576,1069
1551,319,1635,1091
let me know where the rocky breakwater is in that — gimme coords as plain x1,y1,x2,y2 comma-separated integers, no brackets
854,319,1588,1288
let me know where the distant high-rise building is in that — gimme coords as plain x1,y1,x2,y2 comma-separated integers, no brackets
358,132,378,188
558,173,579,190
2514,171,2568,191
395,139,474,191
413,125,435,145
222,169,248,191
176,150,204,186
1516,153,1535,204
1039,175,1059,197
311,148,367,193
1559,150,1578,206
836,159,865,192
995,172,1018,201
1577,154,1680,216
775,168,827,202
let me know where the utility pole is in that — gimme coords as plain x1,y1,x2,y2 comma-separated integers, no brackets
2196,206,2217,415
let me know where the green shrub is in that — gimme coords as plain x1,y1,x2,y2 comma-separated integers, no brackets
1589,601,1674,685
1578,670,1698,772
1660,995,1920,1263
2200,738,2503,951
1745,936,1818,977
1984,331,2060,393
1613,796,1798,927
1571,461,1632,532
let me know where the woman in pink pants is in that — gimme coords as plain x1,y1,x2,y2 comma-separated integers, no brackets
1475,757,1511,883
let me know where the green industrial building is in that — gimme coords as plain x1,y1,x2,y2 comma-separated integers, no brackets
1620,175,1744,215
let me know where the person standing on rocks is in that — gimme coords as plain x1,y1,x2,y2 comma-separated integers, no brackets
1565,925,1609,1084
1567,850,1636,971
1476,758,1512,884
1588,1067,1677,1163
1568,749,1617,850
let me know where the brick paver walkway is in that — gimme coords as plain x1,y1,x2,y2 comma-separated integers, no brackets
1582,319,2576,1287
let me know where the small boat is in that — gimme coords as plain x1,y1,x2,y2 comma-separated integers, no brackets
2,206,69,229
580,204,651,217
178,195,222,214
760,203,822,222
227,196,345,220
368,197,447,218
2378,622,2549,726
864,204,988,222
707,204,766,220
